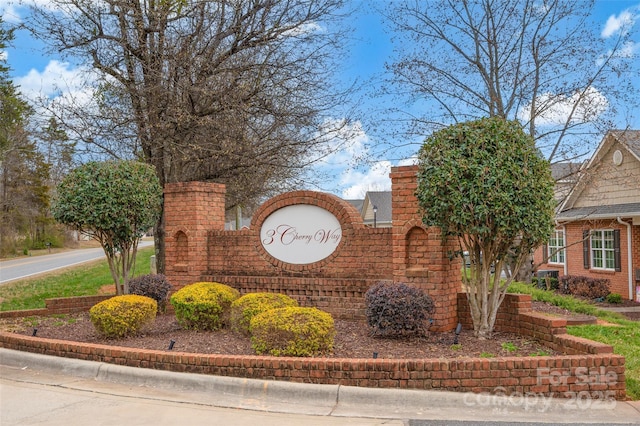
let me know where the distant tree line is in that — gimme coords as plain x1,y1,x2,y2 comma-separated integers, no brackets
0,17,76,256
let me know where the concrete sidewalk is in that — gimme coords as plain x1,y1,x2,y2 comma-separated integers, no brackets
1,348,639,425
600,306,640,313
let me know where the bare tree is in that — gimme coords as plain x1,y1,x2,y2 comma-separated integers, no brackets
27,0,354,272
380,0,638,162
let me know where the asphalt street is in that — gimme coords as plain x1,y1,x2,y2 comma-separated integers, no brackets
0,241,154,284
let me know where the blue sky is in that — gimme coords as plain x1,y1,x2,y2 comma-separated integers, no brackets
1,1,639,199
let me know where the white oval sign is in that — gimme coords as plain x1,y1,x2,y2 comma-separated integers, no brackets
260,204,342,264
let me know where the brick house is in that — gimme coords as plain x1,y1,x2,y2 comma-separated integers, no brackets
534,130,640,301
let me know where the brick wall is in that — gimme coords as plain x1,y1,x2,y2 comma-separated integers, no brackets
0,292,625,399
163,166,463,331
457,293,616,355
0,295,112,319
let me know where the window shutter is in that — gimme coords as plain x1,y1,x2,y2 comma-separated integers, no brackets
614,229,621,272
542,244,548,263
582,230,590,269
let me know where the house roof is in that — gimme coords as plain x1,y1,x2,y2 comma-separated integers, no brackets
345,199,364,213
557,202,640,221
578,130,640,172
362,191,392,223
609,129,640,161
550,162,581,182
558,130,640,215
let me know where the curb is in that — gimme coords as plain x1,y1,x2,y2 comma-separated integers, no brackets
0,348,339,416
2,348,639,423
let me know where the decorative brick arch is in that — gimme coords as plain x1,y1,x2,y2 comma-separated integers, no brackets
175,230,188,265
405,226,428,270
250,190,365,272
251,190,364,232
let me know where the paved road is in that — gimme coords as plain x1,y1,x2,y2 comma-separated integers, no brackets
0,241,154,285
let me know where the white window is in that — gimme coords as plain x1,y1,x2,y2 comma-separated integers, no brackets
590,230,615,270
547,230,565,264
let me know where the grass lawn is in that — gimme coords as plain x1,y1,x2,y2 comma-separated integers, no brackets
508,282,640,400
0,246,154,312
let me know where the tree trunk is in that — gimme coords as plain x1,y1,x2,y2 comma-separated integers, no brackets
515,253,534,283
154,208,166,275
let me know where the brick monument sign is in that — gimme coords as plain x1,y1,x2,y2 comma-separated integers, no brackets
0,166,627,399
164,165,462,331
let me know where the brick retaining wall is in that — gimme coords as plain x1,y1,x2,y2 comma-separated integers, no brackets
0,332,625,399
457,293,617,355
0,295,111,319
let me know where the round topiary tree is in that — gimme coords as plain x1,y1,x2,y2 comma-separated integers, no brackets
52,160,162,295
416,117,555,339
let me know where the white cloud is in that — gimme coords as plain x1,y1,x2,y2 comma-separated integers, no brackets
602,9,638,38
284,21,324,37
15,60,91,102
339,156,417,199
340,160,392,199
1,0,62,22
518,86,609,127
397,157,418,167
308,118,421,198
0,3,22,23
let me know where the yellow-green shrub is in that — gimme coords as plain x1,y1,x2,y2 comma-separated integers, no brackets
89,295,157,338
249,307,335,357
170,282,240,330
230,292,298,335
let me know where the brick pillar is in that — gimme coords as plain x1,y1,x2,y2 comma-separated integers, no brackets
164,182,226,288
390,165,461,331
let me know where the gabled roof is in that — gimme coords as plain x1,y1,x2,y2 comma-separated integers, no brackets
558,130,640,219
345,199,364,213
362,191,392,223
609,129,640,161
550,162,581,183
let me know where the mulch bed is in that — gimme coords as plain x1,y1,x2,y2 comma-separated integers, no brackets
0,307,558,359
1,301,636,359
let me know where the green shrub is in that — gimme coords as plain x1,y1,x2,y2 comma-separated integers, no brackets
606,293,623,304
559,275,610,299
249,307,335,357
170,282,240,330
365,281,434,337
230,292,298,335
89,295,157,338
128,274,172,312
